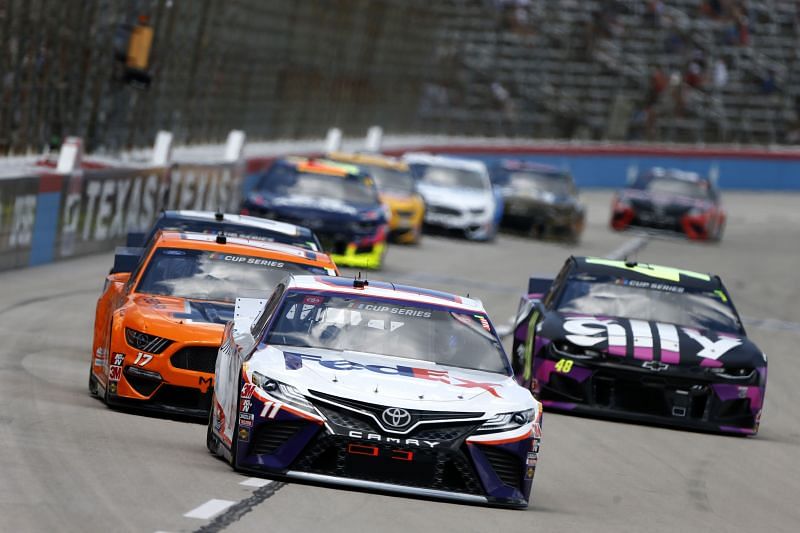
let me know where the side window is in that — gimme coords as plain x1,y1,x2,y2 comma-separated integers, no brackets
543,261,572,309
250,284,286,338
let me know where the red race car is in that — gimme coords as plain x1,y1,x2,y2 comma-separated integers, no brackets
611,168,725,241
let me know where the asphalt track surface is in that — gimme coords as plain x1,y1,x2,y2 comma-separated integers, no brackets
1,191,799,533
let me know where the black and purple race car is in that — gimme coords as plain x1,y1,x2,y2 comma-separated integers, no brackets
511,256,766,435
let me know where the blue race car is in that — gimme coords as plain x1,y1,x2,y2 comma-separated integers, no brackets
241,157,389,269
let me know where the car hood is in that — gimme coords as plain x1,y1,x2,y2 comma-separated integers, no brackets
247,345,532,412
128,294,233,327
249,192,382,222
539,312,764,368
619,188,712,210
417,184,493,210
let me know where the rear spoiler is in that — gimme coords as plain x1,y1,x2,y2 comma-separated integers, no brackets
126,231,147,247
527,276,553,298
110,247,144,274
512,276,554,334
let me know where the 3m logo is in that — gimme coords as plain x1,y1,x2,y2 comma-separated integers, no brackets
241,383,256,399
109,365,123,382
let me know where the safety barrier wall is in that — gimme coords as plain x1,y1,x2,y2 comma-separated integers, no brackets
0,163,242,271
382,145,800,190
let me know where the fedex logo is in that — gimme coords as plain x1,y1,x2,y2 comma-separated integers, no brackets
295,353,502,397
563,317,742,362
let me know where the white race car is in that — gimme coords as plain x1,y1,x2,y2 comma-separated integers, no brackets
403,153,500,241
207,275,542,508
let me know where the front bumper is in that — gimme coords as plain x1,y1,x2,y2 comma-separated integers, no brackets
100,342,218,418
232,390,536,507
424,208,495,241
533,355,764,435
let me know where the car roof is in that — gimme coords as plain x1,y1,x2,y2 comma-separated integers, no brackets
278,157,368,178
161,210,312,237
640,167,708,183
570,256,720,290
402,152,489,174
499,159,565,174
285,275,487,312
327,151,408,171
152,231,335,267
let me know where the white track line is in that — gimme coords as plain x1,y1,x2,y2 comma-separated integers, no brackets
605,234,650,260
183,499,236,520
240,477,273,488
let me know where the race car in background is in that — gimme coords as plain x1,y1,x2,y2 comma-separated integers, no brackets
208,275,542,508
611,167,726,241
111,210,323,274
241,157,389,269
511,256,766,435
491,160,585,242
404,153,501,241
327,152,425,244
90,231,338,417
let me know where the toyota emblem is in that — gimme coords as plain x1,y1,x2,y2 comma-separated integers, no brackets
381,407,412,429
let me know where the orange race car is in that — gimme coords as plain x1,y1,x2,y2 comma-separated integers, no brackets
327,151,425,243
89,230,338,417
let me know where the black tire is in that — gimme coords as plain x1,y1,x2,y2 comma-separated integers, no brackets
206,390,218,455
229,404,239,469
88,367,99,397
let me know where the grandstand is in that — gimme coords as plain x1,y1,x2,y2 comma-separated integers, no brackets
421,0,798,144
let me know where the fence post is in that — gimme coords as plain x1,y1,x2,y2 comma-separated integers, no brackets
152,130,174,166
365,126,383,152
224,130,246,163
324,128,342,153
56,137,83,173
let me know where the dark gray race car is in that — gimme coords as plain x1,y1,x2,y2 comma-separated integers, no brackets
491,160,585,242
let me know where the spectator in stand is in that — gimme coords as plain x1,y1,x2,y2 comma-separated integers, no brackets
712,58,729,91
685,49,706,90
759,69,778,95
646,1,665,27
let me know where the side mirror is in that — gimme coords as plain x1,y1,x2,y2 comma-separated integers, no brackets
126,231,147,247
111,246,144,274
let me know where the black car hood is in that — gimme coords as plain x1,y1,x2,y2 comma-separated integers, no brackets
619,188,713,210
539,312,764,368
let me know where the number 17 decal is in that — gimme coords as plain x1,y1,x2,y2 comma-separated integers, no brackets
134,352,153,366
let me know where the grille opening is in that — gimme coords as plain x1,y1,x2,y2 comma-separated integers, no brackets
293,435,483,495
170,347,218,373
478,445,523,492
542,373,586,402
691,395,708,418
151,385,210,411
718,398,752,420
594,376,614,406
124,372,160,397
615,381,668,416
250,421,308,455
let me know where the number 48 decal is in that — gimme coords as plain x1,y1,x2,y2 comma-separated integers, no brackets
554,358,573,373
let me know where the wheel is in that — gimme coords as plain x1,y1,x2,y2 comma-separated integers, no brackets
207,390,220,455
88,367,99,397
229,403,240,469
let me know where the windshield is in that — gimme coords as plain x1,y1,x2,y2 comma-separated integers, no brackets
556,278,741,333
634,176,712,200
362,165,416,195
266,292,509,373
136,248,327,303
258,166,378,204
507,171,574,195
417,166,487,191
150,220,319,251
